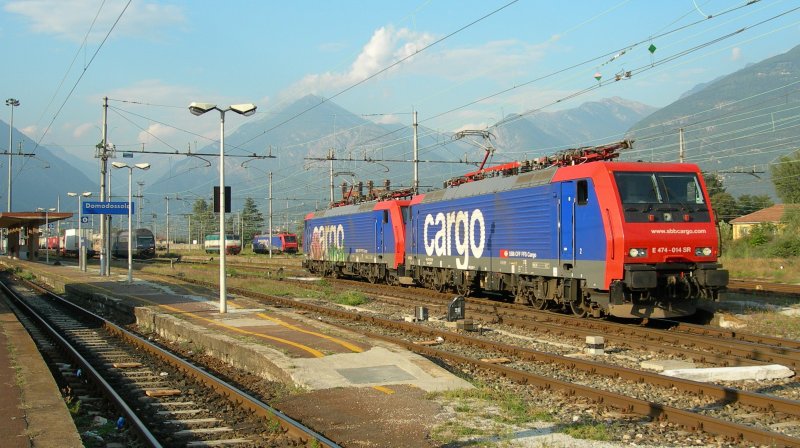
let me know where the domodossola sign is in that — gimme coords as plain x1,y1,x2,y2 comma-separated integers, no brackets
82,201,135,215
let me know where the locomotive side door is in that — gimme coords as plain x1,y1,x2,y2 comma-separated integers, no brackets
559,181,576,270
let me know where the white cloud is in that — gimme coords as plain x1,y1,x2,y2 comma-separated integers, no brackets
5,0,185,43
280,24,552,108
138,123,176,145
731,47,742,62
72,122,94,139
368,114,402,125
280,26,436,102
21,125,38,139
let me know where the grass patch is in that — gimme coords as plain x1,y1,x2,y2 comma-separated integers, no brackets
329,290,368,306
719,256,800,283
429,385,554,444
738,310,800,340
561,421,611,441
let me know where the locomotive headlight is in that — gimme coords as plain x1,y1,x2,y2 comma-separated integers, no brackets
695,247,712,256
628,248,647,257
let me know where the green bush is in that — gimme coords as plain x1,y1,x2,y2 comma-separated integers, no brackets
748,223,777,247
767,237,800,258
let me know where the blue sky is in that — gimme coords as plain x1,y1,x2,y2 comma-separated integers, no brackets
1,0,799,171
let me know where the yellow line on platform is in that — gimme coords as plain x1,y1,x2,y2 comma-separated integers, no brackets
87,284,325,358
371,385,395,394
256,313,364,353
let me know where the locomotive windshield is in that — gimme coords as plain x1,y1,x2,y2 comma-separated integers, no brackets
284,235,297,243
614,171,710,222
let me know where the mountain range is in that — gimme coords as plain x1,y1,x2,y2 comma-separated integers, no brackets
4,43,800,229
625,44,800,197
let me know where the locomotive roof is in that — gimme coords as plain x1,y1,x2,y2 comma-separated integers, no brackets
417,160,702,204
306,200,378,219
417,166,558,204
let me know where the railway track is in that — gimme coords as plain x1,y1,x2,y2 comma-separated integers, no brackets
0,272,338,448
226,281,800,446
11,258,800,446
132,268,799,446
264,275,800,371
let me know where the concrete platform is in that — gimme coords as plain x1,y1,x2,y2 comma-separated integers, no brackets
0,287,82,447
4,258,472,395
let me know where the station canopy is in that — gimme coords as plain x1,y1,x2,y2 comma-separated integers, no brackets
0,211,73,229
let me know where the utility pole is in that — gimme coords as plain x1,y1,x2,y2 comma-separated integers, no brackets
328,148,334,204
99,97,110,276
269,171,273,258
6,97,20,212
679,127,685,163
136,181,144,229
413,110,419,193
186,214,192,247
165,196,171,255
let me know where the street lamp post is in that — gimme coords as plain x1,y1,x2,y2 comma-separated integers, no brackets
189,102,256,314
36,207,56,264
6,98,20,212
111,162,150,283
68,192,92,271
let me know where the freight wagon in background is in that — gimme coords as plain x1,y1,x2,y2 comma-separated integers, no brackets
204,234,242,255
59,228,95,257
304,140,729,320
252,232,298,254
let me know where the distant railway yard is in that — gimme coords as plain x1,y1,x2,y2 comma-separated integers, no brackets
0,254,797,447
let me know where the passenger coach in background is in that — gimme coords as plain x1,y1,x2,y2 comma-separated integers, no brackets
303,140,728,319
204,234,242,255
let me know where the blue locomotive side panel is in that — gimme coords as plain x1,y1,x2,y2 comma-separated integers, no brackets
305,204,397,265
407,178,607,283
407,183,557,271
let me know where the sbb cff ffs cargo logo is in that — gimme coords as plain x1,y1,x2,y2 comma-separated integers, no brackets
423,209,485,269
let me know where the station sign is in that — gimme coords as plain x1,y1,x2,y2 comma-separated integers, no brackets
82,201,135,215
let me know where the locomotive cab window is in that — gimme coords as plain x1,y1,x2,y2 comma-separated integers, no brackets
577,180,588,205
614,171,710,222
401,206,410,224
383,210,389,224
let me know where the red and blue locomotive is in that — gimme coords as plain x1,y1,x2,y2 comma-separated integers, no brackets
303,141,728,318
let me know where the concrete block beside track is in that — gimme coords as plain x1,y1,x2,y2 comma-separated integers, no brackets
661,364,794,382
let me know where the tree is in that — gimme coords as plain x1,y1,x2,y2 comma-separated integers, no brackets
702,172,726,197
710,192,737,222
771,150,800,203
736,194,773,216
191,199,215,243
240,197,264,243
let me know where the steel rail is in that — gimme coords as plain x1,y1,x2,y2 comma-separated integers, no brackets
39,288,340,448
0,279,163,448
12,277,340,448
222,285,800,439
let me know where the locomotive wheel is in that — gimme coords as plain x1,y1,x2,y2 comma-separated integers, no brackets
366,266,381,284
570,300,588,318
455,283,471,297
531,295,548,310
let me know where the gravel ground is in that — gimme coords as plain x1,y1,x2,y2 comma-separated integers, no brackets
306,293,799,447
